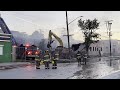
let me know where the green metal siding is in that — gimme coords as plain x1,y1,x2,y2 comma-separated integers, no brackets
0,41,12,62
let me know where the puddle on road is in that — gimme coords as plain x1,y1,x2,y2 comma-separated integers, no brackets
70,57,120,79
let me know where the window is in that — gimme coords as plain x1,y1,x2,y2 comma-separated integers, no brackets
101,47,102,51
89,47,91,51
95,47,96,51
93,47,94,51
0,45,3,55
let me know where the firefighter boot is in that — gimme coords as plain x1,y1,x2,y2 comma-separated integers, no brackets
52,65,55,69
54,61,57,69
36,66,40,69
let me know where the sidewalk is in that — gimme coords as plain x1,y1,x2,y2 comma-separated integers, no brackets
0,62,31,70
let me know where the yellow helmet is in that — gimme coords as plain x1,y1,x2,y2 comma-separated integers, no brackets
45,50,49,53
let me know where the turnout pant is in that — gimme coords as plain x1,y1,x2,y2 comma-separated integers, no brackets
44,61,50,69
77,58,81,65
36,61,40,69
52,60,57,69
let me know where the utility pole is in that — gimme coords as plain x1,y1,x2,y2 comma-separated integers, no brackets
64,12,83,59
65,11,71,59
109,22,112,57
105,20,113,57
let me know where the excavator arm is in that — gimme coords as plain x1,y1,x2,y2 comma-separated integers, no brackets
47,30,63,48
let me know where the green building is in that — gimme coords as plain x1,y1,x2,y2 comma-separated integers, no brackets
0,33,12,63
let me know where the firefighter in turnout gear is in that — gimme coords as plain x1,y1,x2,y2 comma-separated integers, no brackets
44,50,50,69
52,53,59,69
35,56,41,69
83,53,87,65
76,51,82,66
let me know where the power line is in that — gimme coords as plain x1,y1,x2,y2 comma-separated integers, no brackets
1,12,50,36
99,22,106,27
100,35,109,38
1,12,44,28
6,11,42,22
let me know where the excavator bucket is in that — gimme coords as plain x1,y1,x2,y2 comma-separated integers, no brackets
47,43,51,48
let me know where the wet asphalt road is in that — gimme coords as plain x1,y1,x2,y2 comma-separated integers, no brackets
0,63,81,79
70,56,120,79
0,56,120,79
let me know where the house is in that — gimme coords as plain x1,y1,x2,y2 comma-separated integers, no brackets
0,33,12,62
75,40,120,57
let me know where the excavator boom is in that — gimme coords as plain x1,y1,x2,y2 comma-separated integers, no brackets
47,30,63,48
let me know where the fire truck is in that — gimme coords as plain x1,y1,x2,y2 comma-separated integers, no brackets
16,44,41,61
25,44,40,60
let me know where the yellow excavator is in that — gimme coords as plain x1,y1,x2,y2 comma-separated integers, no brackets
47,30,63,49
47,30,63,58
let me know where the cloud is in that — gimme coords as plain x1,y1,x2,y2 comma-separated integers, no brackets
1,11,120,41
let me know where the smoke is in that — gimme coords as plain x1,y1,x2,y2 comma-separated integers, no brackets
11,30,44,46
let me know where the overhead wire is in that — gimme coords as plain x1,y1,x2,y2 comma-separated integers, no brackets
2,11,120,40
1,11,47,34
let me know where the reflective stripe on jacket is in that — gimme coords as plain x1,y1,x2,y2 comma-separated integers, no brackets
35,59,40,61
54,54,59,60
44,54,50,61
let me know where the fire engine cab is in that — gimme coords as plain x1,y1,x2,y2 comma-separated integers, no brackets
25,44,40,60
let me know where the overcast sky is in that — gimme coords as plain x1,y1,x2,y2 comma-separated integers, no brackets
0,11,120,41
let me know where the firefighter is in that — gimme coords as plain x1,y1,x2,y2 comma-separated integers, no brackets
44,50,50,69
52,52,59,69
76,51,81,66
35,56,41,69
83,53,87,65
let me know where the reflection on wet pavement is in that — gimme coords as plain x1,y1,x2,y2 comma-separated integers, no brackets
72,57,120,79
1,57,120,79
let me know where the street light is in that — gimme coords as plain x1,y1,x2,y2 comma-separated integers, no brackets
63,15,83,36
67,15,83,37
68,16,83,25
